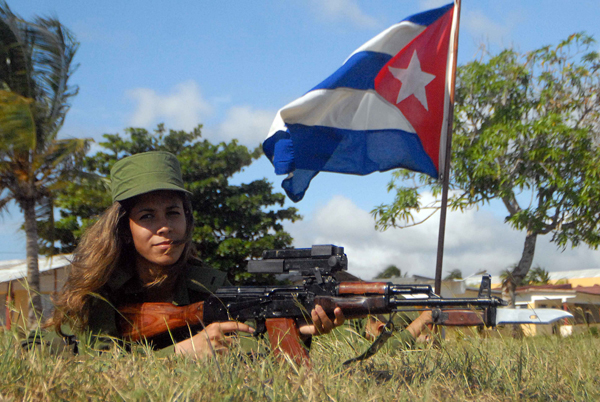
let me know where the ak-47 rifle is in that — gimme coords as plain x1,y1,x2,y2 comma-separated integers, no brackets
117,245,572,365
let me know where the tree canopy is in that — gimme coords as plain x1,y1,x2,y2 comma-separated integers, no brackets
40,125,301,284
371,33,600,306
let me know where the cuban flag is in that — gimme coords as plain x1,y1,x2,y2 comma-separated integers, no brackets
263,2,458,202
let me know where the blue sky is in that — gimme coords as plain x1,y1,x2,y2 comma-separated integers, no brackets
2,0,600,279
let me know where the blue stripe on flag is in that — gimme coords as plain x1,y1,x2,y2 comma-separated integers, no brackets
311,51,392,91
281,169,319,203
404,3,453,26
264,124,438,202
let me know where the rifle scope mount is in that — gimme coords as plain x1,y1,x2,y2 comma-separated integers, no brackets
247,244,347,279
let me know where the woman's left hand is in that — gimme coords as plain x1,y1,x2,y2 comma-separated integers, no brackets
298,305,345,336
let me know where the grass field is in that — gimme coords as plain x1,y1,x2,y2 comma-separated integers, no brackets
1,326,599,401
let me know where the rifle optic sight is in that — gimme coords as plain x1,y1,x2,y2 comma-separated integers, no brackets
247,244,348,276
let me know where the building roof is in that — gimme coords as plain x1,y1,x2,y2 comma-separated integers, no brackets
548,268,600,280
0,254,72,284
512,283,600,307
516,284,574,291
574,284,600,295
464,268,600,288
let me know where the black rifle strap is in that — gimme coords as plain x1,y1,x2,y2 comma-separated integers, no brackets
342,320,395,365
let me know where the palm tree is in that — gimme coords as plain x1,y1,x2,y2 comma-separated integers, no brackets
444,269,463,280
525,266,551,285
500,266,521,305
374,265,405,279
0,2,89,327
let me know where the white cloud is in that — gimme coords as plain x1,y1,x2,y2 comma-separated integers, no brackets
207,106,276,148
307,0,379,29
286,195,444,279
284,195,600,280
126,81,275,147
126,80,213,130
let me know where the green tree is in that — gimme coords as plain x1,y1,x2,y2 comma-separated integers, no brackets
444,269,463,280
0,2,88,326
373,264,404,279
372,33,600,307
41,125,300,284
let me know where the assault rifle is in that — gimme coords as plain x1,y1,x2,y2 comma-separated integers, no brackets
117,245,572,365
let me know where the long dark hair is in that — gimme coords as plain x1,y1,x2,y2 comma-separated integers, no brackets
49,191,195,333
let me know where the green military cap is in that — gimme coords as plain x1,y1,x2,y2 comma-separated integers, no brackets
110,151,191,202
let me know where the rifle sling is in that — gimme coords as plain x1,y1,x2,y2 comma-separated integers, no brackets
342,320,395,365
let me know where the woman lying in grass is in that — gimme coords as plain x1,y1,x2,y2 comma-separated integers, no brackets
25,151,344,358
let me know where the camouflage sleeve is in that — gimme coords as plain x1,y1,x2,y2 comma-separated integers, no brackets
387,329,417,350
21,326,126,356
21,328,79,356
152,343,176,357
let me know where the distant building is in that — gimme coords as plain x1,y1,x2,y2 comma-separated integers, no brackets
0,255,71,330
546,268,600,287
463,268,600,289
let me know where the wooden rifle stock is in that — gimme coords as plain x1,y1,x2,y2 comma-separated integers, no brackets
117,301,204,342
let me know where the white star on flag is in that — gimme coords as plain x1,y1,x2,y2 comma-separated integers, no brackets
388,50,436,110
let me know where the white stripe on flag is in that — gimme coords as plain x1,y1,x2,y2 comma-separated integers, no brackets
346,21,426,61
268,88,415,136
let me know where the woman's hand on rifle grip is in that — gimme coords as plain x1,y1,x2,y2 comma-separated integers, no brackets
299,305,345,336
174,321,254,359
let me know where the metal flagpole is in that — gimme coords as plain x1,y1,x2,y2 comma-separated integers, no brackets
434,0,461,295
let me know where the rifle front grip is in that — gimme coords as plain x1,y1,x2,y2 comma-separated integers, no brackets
313,295,389,318
432,309,487,326
337,282,388,295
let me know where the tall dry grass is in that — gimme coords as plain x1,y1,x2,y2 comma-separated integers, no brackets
1,325,599,401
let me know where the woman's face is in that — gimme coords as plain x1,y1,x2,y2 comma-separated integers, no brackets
128,191,187,268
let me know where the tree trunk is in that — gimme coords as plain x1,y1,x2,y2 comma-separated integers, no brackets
508,231,537,305
23,197,43,329
508,231,537,337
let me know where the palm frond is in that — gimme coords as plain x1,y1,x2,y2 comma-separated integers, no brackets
29,17,79,144
47,169,106,193
0,89,36,153
0,190,14,215
33,137,90,186
0,1,79,148
0,1,35,98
